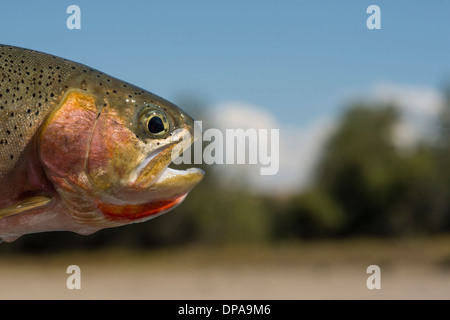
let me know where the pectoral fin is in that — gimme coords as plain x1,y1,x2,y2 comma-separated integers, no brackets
0,196,52,219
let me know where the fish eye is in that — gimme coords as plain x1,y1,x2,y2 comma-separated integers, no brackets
140,107,170,138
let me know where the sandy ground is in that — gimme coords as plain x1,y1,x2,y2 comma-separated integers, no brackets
1,238,450,299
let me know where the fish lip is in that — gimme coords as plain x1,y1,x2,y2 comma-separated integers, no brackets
95,193,188,222
128,142,175,184
131,127,203,189
157,167,205,180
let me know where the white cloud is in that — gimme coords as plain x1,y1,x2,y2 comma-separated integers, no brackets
344,82,445,149
369,82,444,117
205,102,335,195
369,82,444,148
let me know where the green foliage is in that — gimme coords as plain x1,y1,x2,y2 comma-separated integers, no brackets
188,189,271,245
282,189,346,239
284,102,449,237
314,105,404,235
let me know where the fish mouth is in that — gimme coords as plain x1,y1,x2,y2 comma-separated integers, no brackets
98,128,204,221
132,128,204,190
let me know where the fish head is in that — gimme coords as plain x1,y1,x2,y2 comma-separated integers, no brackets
39,84,204,229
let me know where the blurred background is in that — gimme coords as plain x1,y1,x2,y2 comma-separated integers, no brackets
1,1,450,299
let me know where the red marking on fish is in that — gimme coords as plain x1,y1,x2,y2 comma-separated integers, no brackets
96,194,187,221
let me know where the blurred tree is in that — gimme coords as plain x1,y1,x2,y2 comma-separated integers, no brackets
282,102,446,238
435,84,450,231
280,189,346,239
314,104,403,235
387,144,444,234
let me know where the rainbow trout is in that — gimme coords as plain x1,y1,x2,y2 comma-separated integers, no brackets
0,45,204,242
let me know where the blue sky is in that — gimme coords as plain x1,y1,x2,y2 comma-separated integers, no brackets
1,1,449,127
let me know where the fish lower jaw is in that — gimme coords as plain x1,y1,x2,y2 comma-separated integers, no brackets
157,167,204,181
95,193,187,222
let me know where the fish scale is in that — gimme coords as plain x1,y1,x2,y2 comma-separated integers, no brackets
0,45,75,179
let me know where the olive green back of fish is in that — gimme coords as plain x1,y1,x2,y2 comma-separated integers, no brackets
0,45,135,185
0,45,77,180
